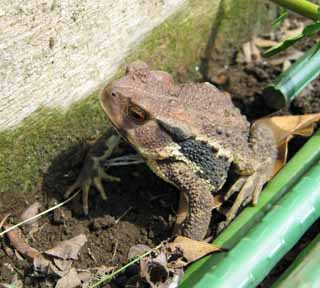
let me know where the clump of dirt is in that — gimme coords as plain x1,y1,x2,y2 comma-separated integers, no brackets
1,16,320,288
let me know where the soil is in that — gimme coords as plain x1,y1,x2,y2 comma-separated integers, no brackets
1,20,320,288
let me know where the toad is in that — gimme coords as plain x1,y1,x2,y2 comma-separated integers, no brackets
65,61,277,240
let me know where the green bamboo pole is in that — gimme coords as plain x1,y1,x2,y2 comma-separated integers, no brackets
180,129,320,286
190,161,320,287
270,0,320,21
263,42,320,109
272,233,320,287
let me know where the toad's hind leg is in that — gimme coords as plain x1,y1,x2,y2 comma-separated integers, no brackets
218,121,277,232
218,170,267,232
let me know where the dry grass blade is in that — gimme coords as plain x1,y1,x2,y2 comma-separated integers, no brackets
89,242,164,288
0,192,79,238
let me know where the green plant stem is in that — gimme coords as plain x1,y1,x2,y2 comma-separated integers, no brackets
270,0,319,21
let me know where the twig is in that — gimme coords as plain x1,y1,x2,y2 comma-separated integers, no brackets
111,240,119,262
88,247,98,263
0,214,11,230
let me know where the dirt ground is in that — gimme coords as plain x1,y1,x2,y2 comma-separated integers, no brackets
1,18,320,288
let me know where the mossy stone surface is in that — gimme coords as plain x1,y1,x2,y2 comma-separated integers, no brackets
204,0,276,79
0,0,275,197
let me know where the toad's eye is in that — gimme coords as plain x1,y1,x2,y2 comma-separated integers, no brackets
127,104,149,125
111,91,117,97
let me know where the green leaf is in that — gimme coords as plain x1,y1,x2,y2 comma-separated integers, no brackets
302,22,320,36
272,9,288,30
264,22,320,57
264,34,303,57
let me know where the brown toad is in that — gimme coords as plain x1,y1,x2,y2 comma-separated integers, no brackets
66,61,277,240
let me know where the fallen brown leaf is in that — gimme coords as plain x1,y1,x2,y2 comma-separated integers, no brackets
55,268,81,288
94,265,116,277
53,258,73,276
33,234,87,278
166,236,221,268
242,40,262,63
3,224,40,261
254,37,278,48
20,202,41,225
140,252,169,288
255,113,320,174
268,49,304,66
45,234,87,260
128,244,151,260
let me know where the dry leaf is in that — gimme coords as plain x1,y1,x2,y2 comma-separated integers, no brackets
140,252,169,288
77,271,92,288
282,60,291,71
33,254,51,274
128,244,151,260
3,224,40,261
268,49,304,66
55,268,81,288
282,25,304,39
242,40,261,63
255,113,320,174
94,265,116,277
45,234,87,260
250,41,262,62
20,202,41,225
166,236,221,267
33,234,87,277
53,258,73,276
254,37,278,48
243,42,252,63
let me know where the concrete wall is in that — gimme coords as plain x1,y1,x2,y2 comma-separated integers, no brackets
0,0,274,196
0,0,185,130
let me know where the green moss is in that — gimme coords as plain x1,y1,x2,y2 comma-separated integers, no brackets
126,0,221,82
0,0,274,196
206,0,276,77
0,92,109,194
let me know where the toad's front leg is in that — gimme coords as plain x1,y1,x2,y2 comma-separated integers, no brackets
156,159,214,241
65,129,121,215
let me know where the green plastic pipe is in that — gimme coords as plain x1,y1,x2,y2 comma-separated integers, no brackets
270,0,320,21
272,233,320,287
263,42,320,109
181,129,320,286
189,161,320,287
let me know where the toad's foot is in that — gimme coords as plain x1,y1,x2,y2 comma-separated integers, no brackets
217,169,268,232
65,134,121,215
